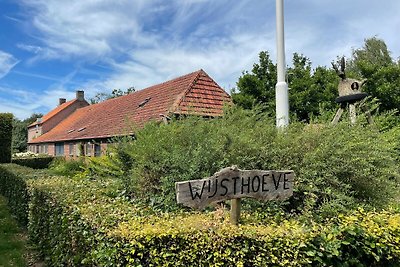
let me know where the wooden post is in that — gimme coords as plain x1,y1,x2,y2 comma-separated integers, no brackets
332,108,344,124
349,104,356,124
230,198,241,225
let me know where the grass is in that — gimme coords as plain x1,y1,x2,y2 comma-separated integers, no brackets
0,195,27,267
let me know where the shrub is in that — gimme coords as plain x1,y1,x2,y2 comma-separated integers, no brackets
0,113,13,163
49,157,86,177
105,108,399,216
12,156,55,169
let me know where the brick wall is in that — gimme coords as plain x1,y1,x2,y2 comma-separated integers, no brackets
28,126,42,143
41,100,89,134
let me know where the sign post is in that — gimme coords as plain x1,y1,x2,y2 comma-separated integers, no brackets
175,166,294,225
230,198,241,225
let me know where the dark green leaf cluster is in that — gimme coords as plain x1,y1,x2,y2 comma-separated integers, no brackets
232,52,338,122
346,37,400,112
12,156,55,169
0,113,13,163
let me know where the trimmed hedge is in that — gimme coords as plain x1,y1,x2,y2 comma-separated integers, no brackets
12,156,55,169
1,164,400,266
0,113,13,163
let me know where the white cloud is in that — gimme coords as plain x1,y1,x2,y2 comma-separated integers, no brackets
21,0,160,61
0,51,19,79
9,0,400,119
17,44,43,54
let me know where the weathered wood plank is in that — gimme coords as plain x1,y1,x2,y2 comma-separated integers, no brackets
176,166,294,209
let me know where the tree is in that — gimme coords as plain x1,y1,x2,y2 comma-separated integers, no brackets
347,37,400,111
347,37,393,78
232,51,277,112
287,53,338,121
90,87,135,104
12,113,42,153
233,52,338,121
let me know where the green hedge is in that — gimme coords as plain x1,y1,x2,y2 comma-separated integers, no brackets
12,156,55,169
1,164,400,266
0,113,13,163
0,164,32,226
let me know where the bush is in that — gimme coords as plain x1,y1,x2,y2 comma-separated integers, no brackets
1,164,400,266
105,108,399,216
12,156,55,169
49,157,86,177
0,113,13,163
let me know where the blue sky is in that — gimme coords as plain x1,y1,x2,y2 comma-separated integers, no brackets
0,0,399,119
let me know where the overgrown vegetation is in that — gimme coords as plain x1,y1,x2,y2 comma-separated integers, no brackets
85,107,399,218
49,157,86,177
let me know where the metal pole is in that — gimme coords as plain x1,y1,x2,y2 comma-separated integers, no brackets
275,0,289,127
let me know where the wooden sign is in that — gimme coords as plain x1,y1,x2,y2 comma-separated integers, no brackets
176,166,294,210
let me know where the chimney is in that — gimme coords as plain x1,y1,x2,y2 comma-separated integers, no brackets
59,98,66,105
76,90,85,101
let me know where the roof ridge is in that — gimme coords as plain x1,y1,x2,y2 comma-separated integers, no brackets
169,70,204,114
28,98,79,127
88,69,204,107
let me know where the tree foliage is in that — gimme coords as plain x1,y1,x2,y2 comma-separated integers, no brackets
347,37,400,112
233,37,399,121
232,51,277,111
232,52,337,121
90,87,135,104
12,113,42,153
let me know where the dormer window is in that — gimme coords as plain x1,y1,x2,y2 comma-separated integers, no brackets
139,97,151,107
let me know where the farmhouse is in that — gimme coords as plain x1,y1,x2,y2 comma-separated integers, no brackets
27,69,232,157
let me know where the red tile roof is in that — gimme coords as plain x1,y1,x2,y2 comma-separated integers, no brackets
29,69,232,144
28,99,81,127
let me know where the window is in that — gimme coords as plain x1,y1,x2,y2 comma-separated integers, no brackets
69,143,75,156
86,142,92,156
44,144,48,154
94,143,101,157
55,143,65,156
35,145,39,154
77,143,84,156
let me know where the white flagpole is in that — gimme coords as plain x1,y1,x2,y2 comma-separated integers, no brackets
275,0,289,127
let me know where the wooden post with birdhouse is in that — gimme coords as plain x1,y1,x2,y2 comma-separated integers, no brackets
175,166,294,225
331,57,373,124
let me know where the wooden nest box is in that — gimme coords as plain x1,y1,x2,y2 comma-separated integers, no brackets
332,57,368,104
